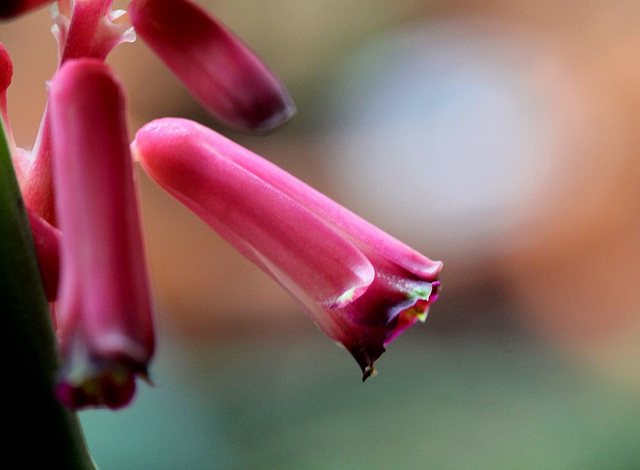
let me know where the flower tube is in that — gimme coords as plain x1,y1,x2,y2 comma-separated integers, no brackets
129,0,295,131
50,58,154,409
133,118,441,379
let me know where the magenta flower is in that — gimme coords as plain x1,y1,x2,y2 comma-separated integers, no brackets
133,118,441,379
129,0,295,131
49,58,154,409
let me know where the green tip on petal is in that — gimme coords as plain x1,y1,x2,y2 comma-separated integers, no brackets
410,283,433,301
362,364,378,382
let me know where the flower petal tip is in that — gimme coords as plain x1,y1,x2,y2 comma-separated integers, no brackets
362,364,377,382
251,98,296,133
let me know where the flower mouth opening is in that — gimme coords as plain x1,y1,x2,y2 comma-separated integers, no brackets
406,280,440,322
55,357,149,410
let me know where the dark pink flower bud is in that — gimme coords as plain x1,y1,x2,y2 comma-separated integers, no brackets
128,0,295,131
49,58,154,409
0,0,53,19
133,118,441,380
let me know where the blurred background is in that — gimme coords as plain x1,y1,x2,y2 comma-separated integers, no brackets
4,0,640,468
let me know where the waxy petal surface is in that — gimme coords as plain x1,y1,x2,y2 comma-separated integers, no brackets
134,119,374,308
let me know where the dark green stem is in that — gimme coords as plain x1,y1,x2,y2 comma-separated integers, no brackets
0,119,96,467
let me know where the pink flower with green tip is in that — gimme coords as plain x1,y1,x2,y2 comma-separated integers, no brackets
133,118,441,380
49,58,154,409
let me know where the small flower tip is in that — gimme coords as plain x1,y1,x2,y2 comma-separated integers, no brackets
55,362,137,410
362,364,378,382
249,97,296,133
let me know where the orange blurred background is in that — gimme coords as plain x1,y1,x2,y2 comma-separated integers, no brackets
3,1,640,468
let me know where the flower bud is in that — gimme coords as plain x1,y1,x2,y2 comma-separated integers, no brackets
129,0,295,131
50,58,154,408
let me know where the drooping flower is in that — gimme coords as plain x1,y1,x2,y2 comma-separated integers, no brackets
129,0,295,131
133,118,441,379
49,58,154,409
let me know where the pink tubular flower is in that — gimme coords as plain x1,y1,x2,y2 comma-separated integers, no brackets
133,118,441,380
49,58,154,409
0,0,52,19
129,0,295,131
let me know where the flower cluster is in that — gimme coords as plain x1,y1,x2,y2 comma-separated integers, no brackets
0,0,441,409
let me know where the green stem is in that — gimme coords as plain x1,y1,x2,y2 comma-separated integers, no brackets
0,119,96,467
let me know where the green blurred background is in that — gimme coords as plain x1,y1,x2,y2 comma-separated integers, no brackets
4,1,640,468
